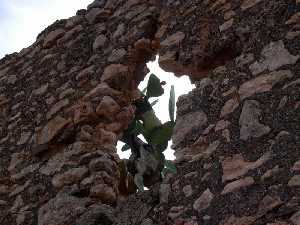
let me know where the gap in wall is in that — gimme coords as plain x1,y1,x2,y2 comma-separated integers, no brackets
117,56,195,160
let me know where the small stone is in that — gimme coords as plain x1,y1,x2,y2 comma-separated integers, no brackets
215,120,230,132
288,175,300,187
160,184,171,204
235,53,255,66
101,64,129,88
161,32,185,48
86,8,110,24
10,180,30,197
222,152,271,182
0,185,9,194
82,82,122,101
220,215,256,225
219,18,234,32
286,12,300,25
43,29,65,48
0,200,7,206
89,156,116,175
90,184,116,204
261,165,281,181
220,98,240,118
96,96,121,118
239,100,271,141
6,75,17,84
168,206,186,220
291,160,300,172
33,84,48,95
241,0,263,10
46,99,69,119
221,177,254,194
108,48,126,62
172,111,208,147
182,185,193,197
193,189,214,212
141,218,153,225
257,195,283,216
239,70,294,100
38,192,89,225
113,23,125,39
93,35,107,51
17,131,32,145
290,211,300,225
52,167,89,189
249,41,299,75
35,116,70,145
87,0,106,10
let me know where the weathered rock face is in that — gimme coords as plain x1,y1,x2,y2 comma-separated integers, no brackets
0,0,299,225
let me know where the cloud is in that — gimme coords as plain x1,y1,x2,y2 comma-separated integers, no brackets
0,0,92,58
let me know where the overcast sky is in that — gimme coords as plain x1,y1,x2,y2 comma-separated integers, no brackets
0,0,91,58
0,0,194,159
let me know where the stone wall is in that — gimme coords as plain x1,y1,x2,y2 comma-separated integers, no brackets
0,0,299,225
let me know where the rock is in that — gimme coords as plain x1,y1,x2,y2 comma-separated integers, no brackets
89,156,117,175
261,165,281,181
92,127,117,146
101,64,129,88
0,200,7,206
141,218,154,225
90,184,116,204
17,131,32,145
159,184,171,204
182,185,193,197
221,177,255,195
239,100,271,141
38,192,89,225
291,160,300,172
82,82,122,101
113,23,125,39
43,29,65,48
168,206,186,220
241,0,263,11
86,8,111,24
46,99,70,119
75,204,115,225
215,120,230,132
96,96,121,118
87,0,106,10
288,175,300,187
193,189,214,213
35,116,71,145
257,195,283,216
219,18,234,32
172,111,208,147
249,41,299,75
222,152,271,182
161,32,185,48
10,180,30,197
238,70,294,100
11,163,41,181
220,98,240,118
290,211,300,225
108,48,127,62
220,215,256,225
5,75,17,84
0,185,9,194
52,167,89,189
93,34,108,51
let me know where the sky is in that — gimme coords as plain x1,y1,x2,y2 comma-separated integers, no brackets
0,0,195,159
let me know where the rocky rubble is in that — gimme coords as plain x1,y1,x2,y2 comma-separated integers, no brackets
0,0,299,224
